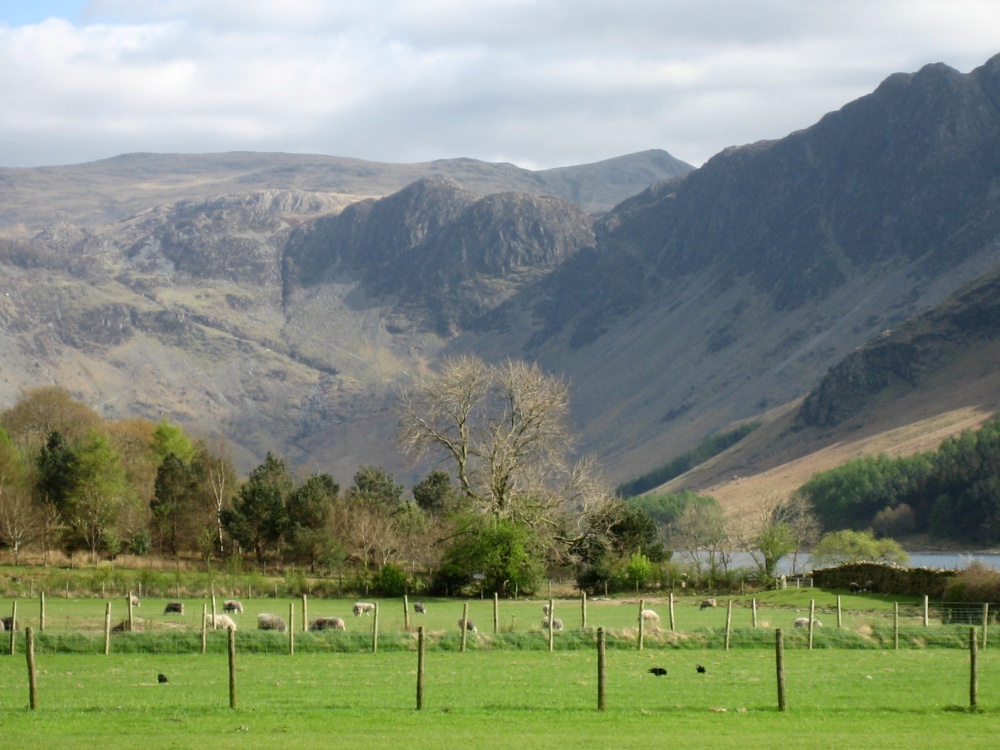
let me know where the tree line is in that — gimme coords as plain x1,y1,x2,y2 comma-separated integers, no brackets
794,416,1000,544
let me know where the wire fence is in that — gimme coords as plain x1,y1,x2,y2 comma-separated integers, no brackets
2,592,996,655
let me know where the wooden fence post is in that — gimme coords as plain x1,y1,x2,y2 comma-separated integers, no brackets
923,595,929,627
416,626,425,710
493,593,499,634
808,599,815,650
288,602,295,656
211,593,218,631
982,604,989,649
39,592,45,632
9,600,17,655
372,602,379,655
638,598,645,651
548,598,555,652
404,595,410,632
725,600,733,651
26,626,38,710
104,602,111,655
581,591,587,630
775,628,786,712
970,627,979,710
751,597,757,628
126,593,133,633
461,602,469,653
201,604,208,654
894,602,899,650
228,626,237,710
669,592,676,632
597,627,607,711
301,594,308,633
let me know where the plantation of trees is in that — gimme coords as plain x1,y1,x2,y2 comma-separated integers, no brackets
795,416,1000,544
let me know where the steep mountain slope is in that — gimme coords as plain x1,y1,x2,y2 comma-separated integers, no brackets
658,269,1000,524
463,53,1000,486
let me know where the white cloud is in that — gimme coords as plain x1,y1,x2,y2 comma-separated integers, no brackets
0,1,997,168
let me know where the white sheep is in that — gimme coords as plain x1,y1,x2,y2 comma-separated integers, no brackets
353,602,375,616
639,609,660,623
257,613,286,631
205,614,237,630
458,618,477,633
793,617,822,628
223,599,244,614
542,617,563,631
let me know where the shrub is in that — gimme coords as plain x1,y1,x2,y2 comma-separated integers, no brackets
374,563,409,596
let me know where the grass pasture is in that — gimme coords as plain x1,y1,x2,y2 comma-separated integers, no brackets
2,590,984,654
1,648,1000,749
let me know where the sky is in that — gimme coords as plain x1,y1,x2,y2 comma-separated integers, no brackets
0,1,998,170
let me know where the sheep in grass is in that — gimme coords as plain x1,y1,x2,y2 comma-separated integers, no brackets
353,602,375,616
849,582,861,594
542,617,563,631
458,618,477,634
257,613,286,632
222,600,244,614
413,602,426,614
309,617,346,631
205,614,237,631
127,593,140,607
699,598,717,610
1,616,15,631
542,603,551,616
639,609,660,624
164,602,184,615
793,617,822,628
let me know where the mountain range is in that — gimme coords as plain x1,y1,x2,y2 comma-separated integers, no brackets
2,53,1000,522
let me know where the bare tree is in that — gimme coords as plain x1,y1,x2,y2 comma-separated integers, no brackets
0,475,36,565
669,502,732,582
737,493,820,578
399,356,613,549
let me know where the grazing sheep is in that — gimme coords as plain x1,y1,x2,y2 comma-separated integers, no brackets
864,580,875,593
164,602,184,615
413,602,426,614
849,582,861,594
697,664,707,674
223,600,244,614
458,618,477,633
699,598,717,610
309,617,346,631
639,609,660,623
542,617,564,631
111,620,130,633
1,616,15,631
648,667,667,676
793,617,822,628
157,673,169,684
127,593,140,607
353,602,375,616
257,613,286,632
206,614,237,631
543,603,551,616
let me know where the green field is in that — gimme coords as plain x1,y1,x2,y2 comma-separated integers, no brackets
1,592,998,747
1,648,999,749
